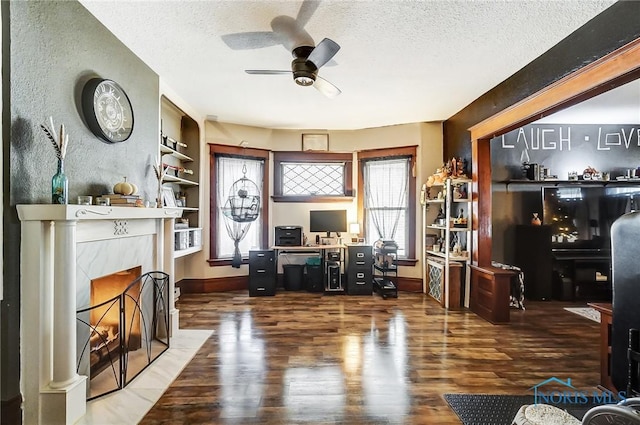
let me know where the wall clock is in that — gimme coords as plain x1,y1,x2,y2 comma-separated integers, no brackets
81,78,134,143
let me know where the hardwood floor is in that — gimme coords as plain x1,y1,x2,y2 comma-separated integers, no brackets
141,291,600,424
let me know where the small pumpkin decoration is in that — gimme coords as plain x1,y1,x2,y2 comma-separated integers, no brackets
113,177,138,196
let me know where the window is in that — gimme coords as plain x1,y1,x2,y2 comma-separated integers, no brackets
208,145,270,266
358,147,417,260
273,152,353,202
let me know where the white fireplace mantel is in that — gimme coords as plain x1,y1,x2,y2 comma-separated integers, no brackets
17,204,182,425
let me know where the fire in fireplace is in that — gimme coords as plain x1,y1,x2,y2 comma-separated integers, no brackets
89,266,142,377
77,269,170,400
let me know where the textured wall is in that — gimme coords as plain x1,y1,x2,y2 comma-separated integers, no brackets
2,0,159,408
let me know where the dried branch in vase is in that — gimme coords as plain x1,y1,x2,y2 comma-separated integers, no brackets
40,116,68,160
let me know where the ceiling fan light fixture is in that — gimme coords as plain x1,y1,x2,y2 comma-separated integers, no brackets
295,75,315,86
291,56,317,87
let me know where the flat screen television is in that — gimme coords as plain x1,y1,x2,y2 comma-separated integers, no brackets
542,186,640,251
309,209,347,237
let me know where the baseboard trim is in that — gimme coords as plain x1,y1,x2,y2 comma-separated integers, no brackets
177,275,423,294
178,276,248,293
396,277,423,292
2,394,22,425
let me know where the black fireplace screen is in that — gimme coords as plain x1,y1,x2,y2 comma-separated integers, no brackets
76,271,170,400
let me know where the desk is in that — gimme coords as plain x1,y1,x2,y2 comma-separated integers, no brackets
588,302,615,392
272,244,345,292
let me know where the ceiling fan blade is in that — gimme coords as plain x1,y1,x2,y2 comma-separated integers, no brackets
296,0,320,27
313,75,341,98
221,32,279,50
245,70,292,75
307,38,340,69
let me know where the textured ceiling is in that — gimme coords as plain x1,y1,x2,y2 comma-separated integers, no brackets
79,0,619,130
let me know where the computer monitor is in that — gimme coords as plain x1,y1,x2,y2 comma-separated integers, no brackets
309,209,347,237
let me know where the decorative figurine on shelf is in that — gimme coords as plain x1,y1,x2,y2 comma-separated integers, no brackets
453,184,463,199
425,157,468,187
459,184,468,199
434,208,446,226
453,209,468,228
531,212,542,225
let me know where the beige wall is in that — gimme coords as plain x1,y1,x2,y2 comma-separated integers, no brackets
179,120,443,281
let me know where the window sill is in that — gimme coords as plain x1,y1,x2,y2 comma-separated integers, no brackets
271,195,355,203
207,257,249,267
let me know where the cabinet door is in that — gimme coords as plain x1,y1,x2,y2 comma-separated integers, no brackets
515,225,552,300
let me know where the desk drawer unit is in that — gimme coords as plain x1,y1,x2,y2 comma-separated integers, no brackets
347,245,373,295
249,250,276,296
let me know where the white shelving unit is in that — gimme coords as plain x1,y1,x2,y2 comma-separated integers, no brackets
422,178,472,308
161,96,201,258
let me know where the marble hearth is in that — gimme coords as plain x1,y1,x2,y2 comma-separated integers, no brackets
17,205,182,425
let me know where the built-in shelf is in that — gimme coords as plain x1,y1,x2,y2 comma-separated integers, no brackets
161,95,201,260
173,227,202,258
162,174,199,186
160,144,194,162
174,245,202,258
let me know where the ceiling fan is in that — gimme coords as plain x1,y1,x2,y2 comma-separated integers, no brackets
246,38,341,98
220,0,342,98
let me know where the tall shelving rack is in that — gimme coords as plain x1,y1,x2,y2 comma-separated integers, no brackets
422,178,472,308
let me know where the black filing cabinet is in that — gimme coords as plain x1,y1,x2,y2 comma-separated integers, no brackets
249,250,276,296
346,244,373,295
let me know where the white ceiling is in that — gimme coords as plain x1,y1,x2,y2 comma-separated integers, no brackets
79,0,621,130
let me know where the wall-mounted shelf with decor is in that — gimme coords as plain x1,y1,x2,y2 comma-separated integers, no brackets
161,95,201,258
496,179,640,192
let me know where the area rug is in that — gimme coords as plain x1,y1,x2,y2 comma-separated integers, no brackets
563,307,601,323
443,394,599,425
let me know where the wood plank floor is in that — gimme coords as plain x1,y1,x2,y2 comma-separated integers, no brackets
141,291,601,424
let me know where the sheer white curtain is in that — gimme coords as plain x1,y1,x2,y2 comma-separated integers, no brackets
363,157,409,257
217,156,264,264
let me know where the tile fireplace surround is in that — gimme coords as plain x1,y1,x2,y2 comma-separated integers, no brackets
17,205,182,425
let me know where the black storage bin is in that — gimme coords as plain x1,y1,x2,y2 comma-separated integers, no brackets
283,264,304,291
306,264,324,292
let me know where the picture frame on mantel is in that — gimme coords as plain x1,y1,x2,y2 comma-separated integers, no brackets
302,134,329,151
162,186,176,207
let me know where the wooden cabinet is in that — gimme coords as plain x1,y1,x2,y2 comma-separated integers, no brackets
160,96,201,258
422,178,471,308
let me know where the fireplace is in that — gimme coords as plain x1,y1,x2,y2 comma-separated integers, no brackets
77,266,169,400
17,205,181,424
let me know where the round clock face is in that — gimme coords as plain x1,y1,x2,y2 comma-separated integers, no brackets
82,78,134,143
